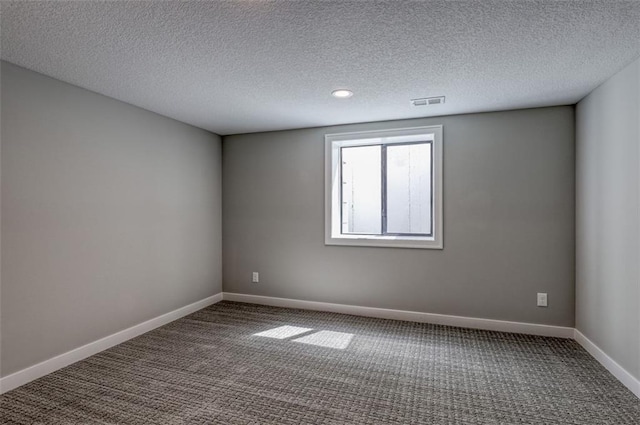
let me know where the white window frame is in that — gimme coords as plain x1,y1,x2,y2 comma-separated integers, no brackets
325,125,443,249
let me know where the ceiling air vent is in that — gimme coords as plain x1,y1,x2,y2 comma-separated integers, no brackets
411,96,445,106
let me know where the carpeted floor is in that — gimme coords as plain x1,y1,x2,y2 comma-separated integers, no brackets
1,301,638,424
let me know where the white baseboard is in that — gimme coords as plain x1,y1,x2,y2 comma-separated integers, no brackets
4,292,637,401
222,292,574,338
225,292,640,399
0,293,223,394
574,329,640,399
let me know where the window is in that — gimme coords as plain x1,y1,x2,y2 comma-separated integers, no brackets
325,126,443,249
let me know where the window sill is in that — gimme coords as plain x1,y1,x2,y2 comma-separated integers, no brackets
325,234,443,249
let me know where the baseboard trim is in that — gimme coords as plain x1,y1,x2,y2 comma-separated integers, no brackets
224,293,640,398
222,292,574,338
4,292,637,400
0,293,223,394
574,329,640,398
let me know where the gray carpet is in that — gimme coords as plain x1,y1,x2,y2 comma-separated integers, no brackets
1,301,638,424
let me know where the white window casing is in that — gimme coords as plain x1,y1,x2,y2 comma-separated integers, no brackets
325,125,443,249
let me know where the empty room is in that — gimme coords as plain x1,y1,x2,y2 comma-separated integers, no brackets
1,1,639,424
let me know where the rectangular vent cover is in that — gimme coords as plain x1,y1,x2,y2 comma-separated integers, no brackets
411,96,445,106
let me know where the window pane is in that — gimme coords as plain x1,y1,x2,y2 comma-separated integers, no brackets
341,145,382,234
386,143,432,235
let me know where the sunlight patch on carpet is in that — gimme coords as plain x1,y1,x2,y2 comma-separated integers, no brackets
253,325,313,339
293,330,354,350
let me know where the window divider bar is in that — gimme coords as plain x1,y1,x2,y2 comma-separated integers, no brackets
339,146,345,235
381,144,387,235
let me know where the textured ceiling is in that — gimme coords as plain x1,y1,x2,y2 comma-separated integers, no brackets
2,1,640,135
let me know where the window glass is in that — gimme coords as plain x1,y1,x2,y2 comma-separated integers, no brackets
341,145,382,234
386,143,432,235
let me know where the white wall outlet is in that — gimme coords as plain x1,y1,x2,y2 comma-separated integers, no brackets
252,272,259,283
537,292,548,307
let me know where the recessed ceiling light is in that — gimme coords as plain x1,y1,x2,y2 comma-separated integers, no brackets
332,89,353,98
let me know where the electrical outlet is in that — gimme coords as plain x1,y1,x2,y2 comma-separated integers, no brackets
537,292,548,307
252,272,259,283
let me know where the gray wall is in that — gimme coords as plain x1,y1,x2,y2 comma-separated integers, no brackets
0,62,223,376
576,57,640,380
223,106,575,326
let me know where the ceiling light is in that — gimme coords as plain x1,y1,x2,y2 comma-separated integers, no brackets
332,89,353,98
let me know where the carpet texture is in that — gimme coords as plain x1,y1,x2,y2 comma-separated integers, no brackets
1,301,638,424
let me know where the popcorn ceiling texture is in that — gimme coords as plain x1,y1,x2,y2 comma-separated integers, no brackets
1,0,639,135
